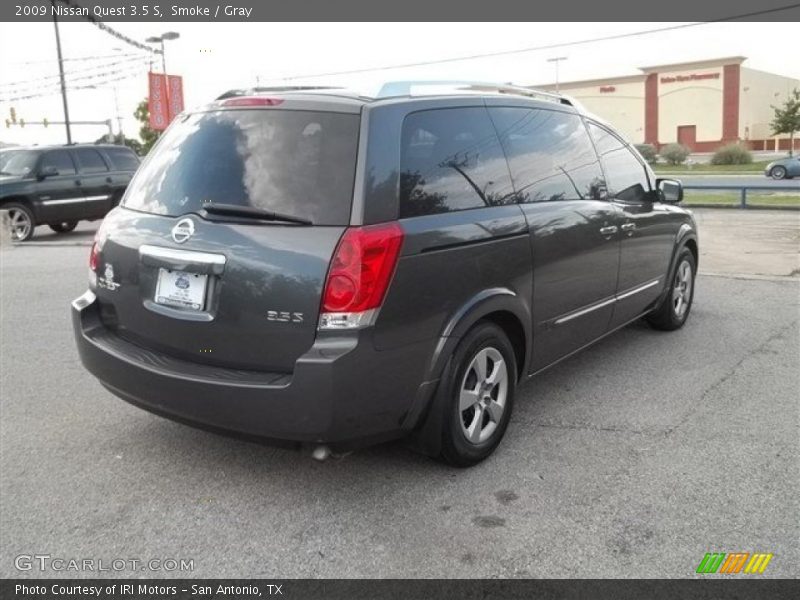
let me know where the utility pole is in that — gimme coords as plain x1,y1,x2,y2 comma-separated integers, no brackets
51,0,72,144
547,56,568,94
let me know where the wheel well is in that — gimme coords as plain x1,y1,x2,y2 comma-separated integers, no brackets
684,238,698,267
481,310,526,380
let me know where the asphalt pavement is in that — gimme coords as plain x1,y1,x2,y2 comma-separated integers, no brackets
0,213,798,578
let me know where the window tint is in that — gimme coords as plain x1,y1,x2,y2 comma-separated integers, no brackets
588,122,650,203
399,107,514,218
41,150,76,176
123,110,360,225
490,108,606,203
104,147,140,171
74,148,109,173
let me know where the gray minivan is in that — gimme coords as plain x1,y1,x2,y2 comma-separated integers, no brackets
72,83,698,466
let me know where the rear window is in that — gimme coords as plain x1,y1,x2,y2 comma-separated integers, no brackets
74,148,109,173
104,147,140,171
399,107,515,218
123,109,360,226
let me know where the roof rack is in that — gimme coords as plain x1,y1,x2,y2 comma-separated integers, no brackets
375,80,573,106
215,86,345,100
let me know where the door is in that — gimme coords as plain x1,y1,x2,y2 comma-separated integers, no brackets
489,107,620,372
34,149,83,222
71,147,113,219
677,125,696,151
587,122,677,328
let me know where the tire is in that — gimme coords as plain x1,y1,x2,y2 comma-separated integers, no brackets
770,166,787,180
49,221,78,233
439,321,517,467
646,247,696,331
4,203,35,242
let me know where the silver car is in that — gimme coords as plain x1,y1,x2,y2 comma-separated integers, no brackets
765,155,800,179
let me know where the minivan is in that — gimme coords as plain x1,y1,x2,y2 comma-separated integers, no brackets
72,83,697,466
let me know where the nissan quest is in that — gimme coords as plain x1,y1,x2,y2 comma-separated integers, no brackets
71,83,698,466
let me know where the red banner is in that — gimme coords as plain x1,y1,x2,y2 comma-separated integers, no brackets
148,73,185,131
167,75,184,121
148,72,169,131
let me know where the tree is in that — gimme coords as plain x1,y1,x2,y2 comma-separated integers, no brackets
771,87,800,157
134,98,162,155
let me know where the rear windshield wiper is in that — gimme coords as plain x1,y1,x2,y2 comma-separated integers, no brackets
200,202,312,225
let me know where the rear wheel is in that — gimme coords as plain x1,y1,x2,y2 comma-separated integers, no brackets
439,322,517,467
5,203,35,241
646,247,696,331
49,221,78,233
770,166,787,180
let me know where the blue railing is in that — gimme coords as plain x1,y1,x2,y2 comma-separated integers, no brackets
682,184,800,208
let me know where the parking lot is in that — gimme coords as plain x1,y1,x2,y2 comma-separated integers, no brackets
0,208,798,578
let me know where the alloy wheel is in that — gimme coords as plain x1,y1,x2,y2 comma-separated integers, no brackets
8,208,32,241
771,166,786,180
459,347,508,444
672,260,693,318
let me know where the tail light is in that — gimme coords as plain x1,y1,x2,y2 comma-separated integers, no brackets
89,242,99,272
88,241,99,288
319,222,404,330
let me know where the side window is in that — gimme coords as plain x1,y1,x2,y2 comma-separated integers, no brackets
399,107,515,218
490,107,606,203
40,150,76,176
587,122,650,203
103,147,140,171
74,148,109,174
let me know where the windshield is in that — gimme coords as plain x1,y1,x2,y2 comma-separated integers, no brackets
122,109,360,226
0,150,38,176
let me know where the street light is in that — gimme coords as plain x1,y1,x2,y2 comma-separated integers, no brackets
146,31,180,75
547,56,568,94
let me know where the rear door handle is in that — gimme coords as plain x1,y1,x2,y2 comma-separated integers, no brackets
599,225,618,236
105,177,113,184
621,222,636,235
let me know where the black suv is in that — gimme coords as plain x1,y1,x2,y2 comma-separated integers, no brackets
0,144,140,241
71,84,697,466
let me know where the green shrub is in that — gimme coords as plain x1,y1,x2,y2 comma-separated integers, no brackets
660,143,691,166
634,144,657,165
710,143,753,165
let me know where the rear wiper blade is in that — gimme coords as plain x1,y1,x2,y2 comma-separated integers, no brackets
200,202,312,225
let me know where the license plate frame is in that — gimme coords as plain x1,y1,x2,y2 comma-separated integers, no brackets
154,268,208,311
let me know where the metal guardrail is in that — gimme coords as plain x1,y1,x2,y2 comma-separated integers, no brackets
682,184,800,208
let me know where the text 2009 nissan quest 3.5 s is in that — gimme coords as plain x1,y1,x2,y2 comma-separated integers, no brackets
72,83,698,466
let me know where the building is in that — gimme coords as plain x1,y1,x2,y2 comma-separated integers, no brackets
535,57,800,152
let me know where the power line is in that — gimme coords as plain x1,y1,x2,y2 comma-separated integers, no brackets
281,3,800,80
2,54,150,89
3,51,142,67
53,0,161,55
0,61,149,102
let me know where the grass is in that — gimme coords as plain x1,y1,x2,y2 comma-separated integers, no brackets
682,191,800,207
655,160,773,174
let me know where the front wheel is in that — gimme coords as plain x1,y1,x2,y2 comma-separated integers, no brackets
439,322,517,467
49,221,78,233
646,247,696,331
770,166,787,180
5,203,35,241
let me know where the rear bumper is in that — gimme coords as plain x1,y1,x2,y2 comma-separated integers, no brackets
72,291,435,448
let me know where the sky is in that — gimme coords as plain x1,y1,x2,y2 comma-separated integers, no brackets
0,21,798,146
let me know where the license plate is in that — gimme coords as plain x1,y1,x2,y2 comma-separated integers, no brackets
154,268,208,311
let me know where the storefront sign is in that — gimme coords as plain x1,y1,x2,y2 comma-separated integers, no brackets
660,72,720,84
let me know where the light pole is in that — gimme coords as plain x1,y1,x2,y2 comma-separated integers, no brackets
547,56,568,94
50,0,72,144
146,32,180,124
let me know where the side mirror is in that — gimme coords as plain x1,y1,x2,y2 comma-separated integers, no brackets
38,165,59,179
656,178,683,203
